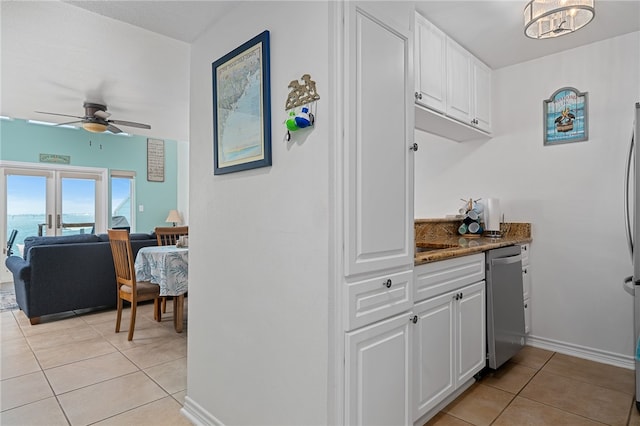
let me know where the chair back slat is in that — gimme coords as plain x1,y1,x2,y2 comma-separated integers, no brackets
155,226,189,246
108,229,136,290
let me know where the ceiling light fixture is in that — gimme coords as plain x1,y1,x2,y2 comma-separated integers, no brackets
524,0,595,39
82,121,108,133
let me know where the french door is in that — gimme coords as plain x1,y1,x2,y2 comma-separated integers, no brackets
1,162,107,277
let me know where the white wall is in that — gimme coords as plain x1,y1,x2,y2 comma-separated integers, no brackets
186,2,332,424
415,32,640,363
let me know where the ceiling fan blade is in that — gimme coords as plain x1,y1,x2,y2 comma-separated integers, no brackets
55,120,83,126
35,111,85,119
108,119,151,130
107,124,123,134
94,110,111,119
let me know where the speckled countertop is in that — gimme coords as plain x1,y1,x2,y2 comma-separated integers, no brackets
415,218,532,265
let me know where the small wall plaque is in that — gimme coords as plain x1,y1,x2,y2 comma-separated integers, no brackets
543,87,588,146
147,138,165,182
39,153,70,164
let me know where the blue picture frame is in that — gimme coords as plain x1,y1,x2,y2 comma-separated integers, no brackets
212,30,271,174
543,87,588,146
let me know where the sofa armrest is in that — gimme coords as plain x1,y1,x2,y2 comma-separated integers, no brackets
5,255,30,282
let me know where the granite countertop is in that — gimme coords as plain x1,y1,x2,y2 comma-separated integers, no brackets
414,219,532,265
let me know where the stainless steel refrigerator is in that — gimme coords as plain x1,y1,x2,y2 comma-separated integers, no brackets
624,102,640,411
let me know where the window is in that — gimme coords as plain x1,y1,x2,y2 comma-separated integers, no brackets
110,170,136,232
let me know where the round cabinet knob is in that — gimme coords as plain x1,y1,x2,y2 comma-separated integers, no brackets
410,315,418,324
523,268,528,274
409,143,419,152
524,303,528,308
383,279,392,288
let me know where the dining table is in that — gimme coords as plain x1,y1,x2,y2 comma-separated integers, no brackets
134,245,188,332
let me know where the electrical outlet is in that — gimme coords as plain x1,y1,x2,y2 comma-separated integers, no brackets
139,205,144,212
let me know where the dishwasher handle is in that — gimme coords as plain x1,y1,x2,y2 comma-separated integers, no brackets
491,254,522,266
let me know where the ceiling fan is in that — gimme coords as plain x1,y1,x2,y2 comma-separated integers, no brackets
35,102,151,134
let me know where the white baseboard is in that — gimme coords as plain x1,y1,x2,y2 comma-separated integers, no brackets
181,396,225,426
526,334,634,370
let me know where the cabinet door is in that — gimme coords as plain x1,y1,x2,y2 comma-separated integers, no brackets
445,38,472,125
346,313,412,426
415,14,446,112
413,293,455,421
456,281,486,387
344,2,414,276
472,58,492,133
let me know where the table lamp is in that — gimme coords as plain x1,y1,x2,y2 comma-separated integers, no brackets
166,210,182,227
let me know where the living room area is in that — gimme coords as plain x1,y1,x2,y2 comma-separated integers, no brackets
1,2,192,423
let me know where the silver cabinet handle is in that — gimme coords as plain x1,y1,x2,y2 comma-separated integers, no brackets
624,276,635,296
491,254,522,266
625,132,634,261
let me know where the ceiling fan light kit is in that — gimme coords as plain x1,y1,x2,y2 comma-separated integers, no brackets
524,0,595,40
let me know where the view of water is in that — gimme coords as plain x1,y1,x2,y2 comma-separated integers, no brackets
7,213,95,248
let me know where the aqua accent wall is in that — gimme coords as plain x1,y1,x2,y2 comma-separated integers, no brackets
0,118,178,233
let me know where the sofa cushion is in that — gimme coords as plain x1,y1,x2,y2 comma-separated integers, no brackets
23,234,101,258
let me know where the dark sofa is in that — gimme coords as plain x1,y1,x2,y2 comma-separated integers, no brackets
5,233,157,324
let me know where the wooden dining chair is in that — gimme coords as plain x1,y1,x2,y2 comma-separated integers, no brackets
154,226,189,312
155,226,189,246
108,229,162,341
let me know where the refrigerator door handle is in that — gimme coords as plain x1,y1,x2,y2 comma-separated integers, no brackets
626,132,635,261
624,275,635,296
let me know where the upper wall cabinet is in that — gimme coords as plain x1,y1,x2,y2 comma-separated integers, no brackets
414,13,492,141
415,13,446,113
344,2,415,277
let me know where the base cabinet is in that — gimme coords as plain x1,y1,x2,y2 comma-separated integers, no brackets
413,280,486,420
345,312,412,426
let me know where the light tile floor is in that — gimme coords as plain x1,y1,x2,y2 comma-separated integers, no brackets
428,346,640,426
2,302,639,426
0,300,191,426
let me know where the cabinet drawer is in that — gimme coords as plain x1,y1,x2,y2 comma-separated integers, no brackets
345,270,413,331
520,244,530,266
414,254,484,302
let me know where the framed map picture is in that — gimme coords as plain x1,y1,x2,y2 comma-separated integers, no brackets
212,30,272,175
543,87,588,146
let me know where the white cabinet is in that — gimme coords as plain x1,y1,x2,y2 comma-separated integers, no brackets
521,244,531,335
445,37,472,125
472,58,492,133
413,257,486,421
446,38,492,133
344,1,414,277
345,270,414,331
345,312,412,426
342,3,415,425
414,13,492,140
414,13,446,112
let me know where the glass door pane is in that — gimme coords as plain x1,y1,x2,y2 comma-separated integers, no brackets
111,176,133,231
6,174,49,250
60,177,96,235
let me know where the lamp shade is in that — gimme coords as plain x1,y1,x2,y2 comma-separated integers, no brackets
524,0,595,39
166,210,182,225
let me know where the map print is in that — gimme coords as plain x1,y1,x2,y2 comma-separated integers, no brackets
216,43,264,167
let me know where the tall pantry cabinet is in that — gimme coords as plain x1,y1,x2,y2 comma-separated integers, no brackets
340,2,416,425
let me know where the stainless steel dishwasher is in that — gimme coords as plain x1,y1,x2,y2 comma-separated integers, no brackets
486,245,525,369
